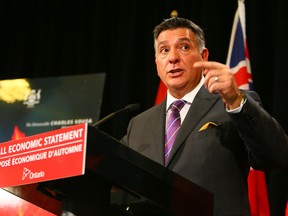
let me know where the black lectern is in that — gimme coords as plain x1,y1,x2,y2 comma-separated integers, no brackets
7,125,214,216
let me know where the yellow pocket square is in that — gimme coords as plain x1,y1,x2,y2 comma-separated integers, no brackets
199,122,218,131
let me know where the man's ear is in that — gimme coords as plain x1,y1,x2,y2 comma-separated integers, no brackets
201,48,209,61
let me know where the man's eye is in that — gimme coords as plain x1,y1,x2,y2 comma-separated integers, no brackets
181,45,190,50
160,48,169,53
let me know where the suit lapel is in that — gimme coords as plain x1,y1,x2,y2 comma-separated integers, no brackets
149,101,167,163
167,86,220,165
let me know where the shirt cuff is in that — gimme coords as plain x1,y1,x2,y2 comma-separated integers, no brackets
226,96,247,113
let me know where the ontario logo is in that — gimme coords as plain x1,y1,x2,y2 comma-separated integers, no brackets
22,167,45,181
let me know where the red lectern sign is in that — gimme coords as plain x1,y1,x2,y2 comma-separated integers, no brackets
0,123,87,188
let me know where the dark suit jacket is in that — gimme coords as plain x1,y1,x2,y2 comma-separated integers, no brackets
121,85,288,216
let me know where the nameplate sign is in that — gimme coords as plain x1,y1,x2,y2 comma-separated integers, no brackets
0,123,87,188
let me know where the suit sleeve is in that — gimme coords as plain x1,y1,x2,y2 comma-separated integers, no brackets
228,91,288,170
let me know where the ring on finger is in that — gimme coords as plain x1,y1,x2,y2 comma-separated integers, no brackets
214,76,219,82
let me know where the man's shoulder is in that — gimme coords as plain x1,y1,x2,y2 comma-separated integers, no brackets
133,102,165,120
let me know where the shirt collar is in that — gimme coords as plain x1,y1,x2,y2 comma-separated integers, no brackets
166,75,204,111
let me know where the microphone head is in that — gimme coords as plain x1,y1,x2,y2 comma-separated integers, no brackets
124,103,140,112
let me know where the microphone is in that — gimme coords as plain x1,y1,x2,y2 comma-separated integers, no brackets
91,103,140,128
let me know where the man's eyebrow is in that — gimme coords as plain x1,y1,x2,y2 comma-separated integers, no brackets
157,40,168,46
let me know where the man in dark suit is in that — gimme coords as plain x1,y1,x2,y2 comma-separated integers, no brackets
121,17,288,216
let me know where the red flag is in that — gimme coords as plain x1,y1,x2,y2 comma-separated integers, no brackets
226,1,271,215
154,80,167,105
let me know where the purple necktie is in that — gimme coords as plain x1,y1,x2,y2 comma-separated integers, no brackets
165,100,186,165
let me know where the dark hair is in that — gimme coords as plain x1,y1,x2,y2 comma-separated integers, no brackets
153,17,206,52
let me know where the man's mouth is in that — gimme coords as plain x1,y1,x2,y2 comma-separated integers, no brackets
168,68,182,75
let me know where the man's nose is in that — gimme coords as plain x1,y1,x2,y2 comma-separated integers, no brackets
168,49,180,64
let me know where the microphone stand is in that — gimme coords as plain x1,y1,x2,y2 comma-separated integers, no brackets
92,104,140,128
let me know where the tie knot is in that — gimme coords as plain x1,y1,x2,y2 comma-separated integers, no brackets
170,100,186,112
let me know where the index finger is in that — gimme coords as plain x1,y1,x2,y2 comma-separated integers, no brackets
193,61,224,69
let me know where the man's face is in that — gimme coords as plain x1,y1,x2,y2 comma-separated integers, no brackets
155,28,208,97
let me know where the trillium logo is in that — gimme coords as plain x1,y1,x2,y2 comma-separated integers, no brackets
21,167,45,181
22,167,31,180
